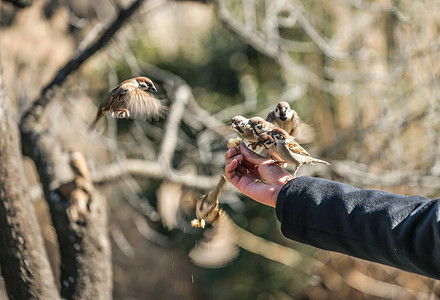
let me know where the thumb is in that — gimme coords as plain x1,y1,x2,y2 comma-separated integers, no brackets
239,142,271,165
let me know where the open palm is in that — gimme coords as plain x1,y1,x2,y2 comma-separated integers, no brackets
225,142,294,207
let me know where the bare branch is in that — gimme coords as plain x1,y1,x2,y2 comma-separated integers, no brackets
235,225,303,268
20,0,146,127
92,159,222,190
3,0,32,8
332,160,440,194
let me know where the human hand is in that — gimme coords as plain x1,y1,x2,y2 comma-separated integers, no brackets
225,142,294,207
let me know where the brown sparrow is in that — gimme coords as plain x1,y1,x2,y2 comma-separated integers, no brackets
190,175,238,267
252,132,284,163
189,208,238,268
248,116,276,137
192,175,227,228
266,101,315,143
89,77,166,130
269,128,329,178
231,116,257,143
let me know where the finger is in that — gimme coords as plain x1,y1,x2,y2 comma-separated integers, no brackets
240,159,256,169
239,142,272,165
248,167,261,178
225,159,243,186
236,164,249,174
225,158,239,176
225,147,238,160
226,153,243,166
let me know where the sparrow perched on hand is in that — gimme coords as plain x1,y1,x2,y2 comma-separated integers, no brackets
248,117,276,137
269,128,329,178
266,101,315,143
89,77,166,130
231,116,257,143
253,132,284,163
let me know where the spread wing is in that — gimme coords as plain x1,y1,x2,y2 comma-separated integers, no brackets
292,121,316,144
125,89,166,120
266,111,276,123
285,139,311,157
107,83,166,121
189,211,239,268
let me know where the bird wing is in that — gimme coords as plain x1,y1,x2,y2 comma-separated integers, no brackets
157,181,184,230
189,210,239,268
126,89,166,120
292,121,316,144
266,111,276,123
285,139,311,157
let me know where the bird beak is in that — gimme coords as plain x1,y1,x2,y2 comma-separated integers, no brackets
244,123,251,129
151,85,158,93
231,123,236,128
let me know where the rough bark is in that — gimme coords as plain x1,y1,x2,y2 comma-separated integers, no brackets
0,67,60,299
17,1,147,298
19,123,112,299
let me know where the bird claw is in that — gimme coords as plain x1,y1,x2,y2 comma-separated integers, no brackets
269,160,286,166
191,218,206,228
112,109,130,119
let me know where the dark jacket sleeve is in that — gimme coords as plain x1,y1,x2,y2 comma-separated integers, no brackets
276,176,440,279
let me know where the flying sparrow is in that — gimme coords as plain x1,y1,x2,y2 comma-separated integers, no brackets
266,101,315,143
192,175,227,228
269,128,329,178
248,116,277,137
231,116,257,143
190,175,238,267
89,77,166,130
189,208,238,268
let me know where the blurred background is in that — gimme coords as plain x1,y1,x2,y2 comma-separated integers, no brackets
1,0,440,299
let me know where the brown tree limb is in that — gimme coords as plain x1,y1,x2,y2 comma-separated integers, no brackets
3,0,32,8
0,67,60,300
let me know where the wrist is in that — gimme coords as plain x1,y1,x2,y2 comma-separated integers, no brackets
270,176,293,207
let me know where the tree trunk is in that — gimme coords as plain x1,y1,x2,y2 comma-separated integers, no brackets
20,92,112,299
0,67,60,299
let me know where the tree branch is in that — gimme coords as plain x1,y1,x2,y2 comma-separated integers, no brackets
20,0,146,127
92,159,222,190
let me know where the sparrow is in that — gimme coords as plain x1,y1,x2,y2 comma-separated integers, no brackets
230,116,257,143
248,116,277,137
252,132,284,163
266,101,315,143
189,208,238,268
192,175,227,228
190,175,238,267
269,128,329,178
89,77,166,130
56,151,93,223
